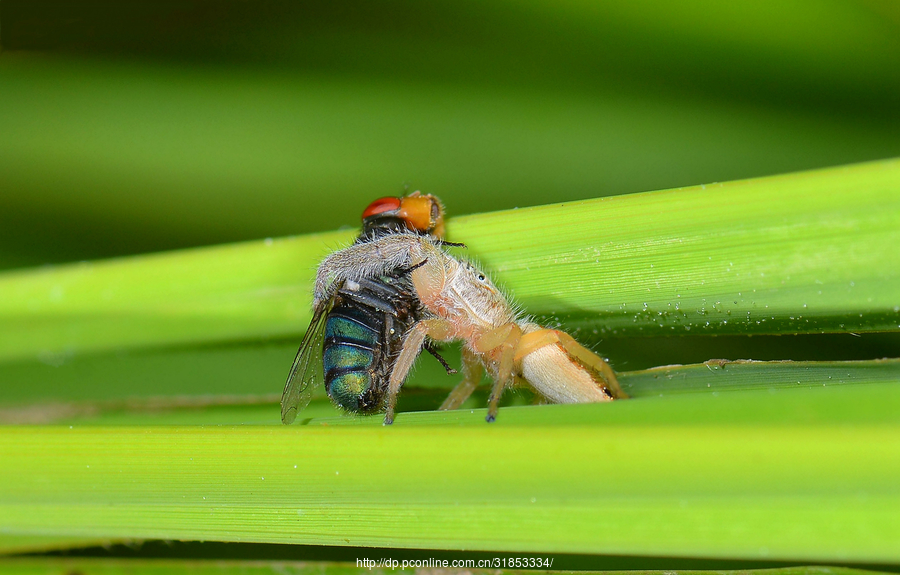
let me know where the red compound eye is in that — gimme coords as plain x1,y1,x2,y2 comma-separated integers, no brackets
361,197,401,220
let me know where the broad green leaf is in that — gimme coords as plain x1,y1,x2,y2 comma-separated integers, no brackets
2,382,898,562
454,159,900,337
2,358,896,426
0,159,898,365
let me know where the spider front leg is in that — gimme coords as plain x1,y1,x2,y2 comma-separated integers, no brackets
383,317,455,425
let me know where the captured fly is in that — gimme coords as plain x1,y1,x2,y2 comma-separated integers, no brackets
281,192,454,424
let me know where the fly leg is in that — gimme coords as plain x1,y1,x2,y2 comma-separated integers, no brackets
383,318,455,425
397,258,428,275
424,343,457,375
439,347,484,410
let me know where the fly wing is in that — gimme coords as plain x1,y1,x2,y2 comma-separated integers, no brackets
281,297,333,424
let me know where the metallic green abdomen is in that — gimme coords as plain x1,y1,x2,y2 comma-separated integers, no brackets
323,310,381,412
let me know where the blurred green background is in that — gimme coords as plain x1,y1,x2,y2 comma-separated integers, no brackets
2,3,899,566
2,0,899,271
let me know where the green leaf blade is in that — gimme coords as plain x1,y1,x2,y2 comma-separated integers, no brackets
2,382,898,562
1,159,897,365
452,159,900,336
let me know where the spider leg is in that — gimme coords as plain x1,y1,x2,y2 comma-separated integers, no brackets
513,329,562,362
512,327,624,402
383,318,454,425
473,323,516,353
439,346,484,410
485,323,523,422
554,332,626,399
